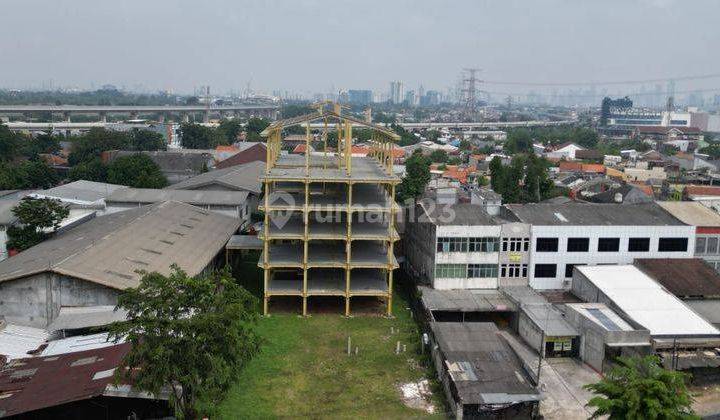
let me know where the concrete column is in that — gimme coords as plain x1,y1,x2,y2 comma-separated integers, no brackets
182,112,190,123
129,111,138,120
99,112,107,123
203,110,210,123
157,113,165,123
63,112,71,122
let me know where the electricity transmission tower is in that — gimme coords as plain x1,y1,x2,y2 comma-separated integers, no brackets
461,68,482,116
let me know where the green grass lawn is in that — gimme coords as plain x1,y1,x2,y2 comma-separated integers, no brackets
215,292,443,419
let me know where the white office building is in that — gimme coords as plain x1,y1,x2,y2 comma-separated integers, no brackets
507,203,695,290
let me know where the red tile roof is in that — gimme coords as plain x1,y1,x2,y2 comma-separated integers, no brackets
0,344,131,417
215,143,267,169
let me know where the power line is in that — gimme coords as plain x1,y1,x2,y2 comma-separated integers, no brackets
483,73,720,87
483,87,720,100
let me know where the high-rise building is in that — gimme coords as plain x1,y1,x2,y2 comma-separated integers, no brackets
404,90,416,106
389,81,404,104
348,89,373,105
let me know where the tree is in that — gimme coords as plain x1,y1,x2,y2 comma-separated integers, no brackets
20,160,59,189
217,119,243,143
396,150,430,203
584,356,698,420
699,144,720,159
129,129,166,151
489,156,505,192
390,124,418,146
19,132,61,157
109,266,261,419
477,175,489,187
106,154,168,188
245,118,270,142
504,129,533,154
6,197,69,251
68,128,130,165
458,140,472,151
69,157,108,182
0,124,19,161
429,149,448,163
179,123,226,149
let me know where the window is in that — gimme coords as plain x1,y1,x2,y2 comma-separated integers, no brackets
696,237,707,254
501,263,528,278
536,238,558,252
435,264,465,278
437,237,467,253
565,263,584,278
707,237,719,255
598,238,620,252
502,237,529,252
658,237,688,252
467,264,498,278
628,237,650,252
567,238,589,252
534,264,557,278
468,237,499,252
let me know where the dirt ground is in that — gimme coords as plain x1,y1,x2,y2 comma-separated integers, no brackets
692,384,720,417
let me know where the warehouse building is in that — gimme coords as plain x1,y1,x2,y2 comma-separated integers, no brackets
0,201,239,328
507,202,694,290
428,322,540,419
106,188,251,228
634,258,720,325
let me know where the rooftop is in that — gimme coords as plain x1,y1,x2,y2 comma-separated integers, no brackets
107,188,249,206
634,258,720,298
165,160,264,194
0,344,133,417
417,200,500,226
430,322,540,406
419,286,515,313
31,180,127,205
657,201,720,227
575,265,719,337
46,306,128,332
0,323,49,361
262,155,399,183
0,201,240,289
507,202,684,226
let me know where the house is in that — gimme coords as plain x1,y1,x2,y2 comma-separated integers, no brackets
428,322,540,419
574,149,604,161
29,180,127,210
0,201,239,328
104,150,215,184
0,344,171,418
506,202,695,290
588,184,653,204
215,142,267,169
545,142,585,160
623,166,667,182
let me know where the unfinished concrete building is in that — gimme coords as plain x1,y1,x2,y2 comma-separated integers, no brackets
258,103,400,316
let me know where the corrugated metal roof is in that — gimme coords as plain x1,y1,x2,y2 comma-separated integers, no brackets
0,324,49,361
107,188,249,206
657,201,720,227
40,333,121,357
46,306,128,332
0,343,132,417
31,180,127,204
166,160,263,194
0,201,240,289
507,202,685,226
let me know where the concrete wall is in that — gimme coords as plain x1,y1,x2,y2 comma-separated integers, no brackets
518,311,544,354
530,224,694,289
404,208,436,285
0,273,119,328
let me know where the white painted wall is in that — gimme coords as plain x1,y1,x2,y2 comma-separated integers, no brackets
433,224,501,290
529,224,695,289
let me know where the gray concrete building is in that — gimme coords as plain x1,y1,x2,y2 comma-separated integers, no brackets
0,201,239,328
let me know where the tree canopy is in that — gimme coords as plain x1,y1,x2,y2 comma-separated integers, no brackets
489,154,555,203
106,154,168,188
179,123,228,149
429,149,448,163
6,197,69,252
584,356,698,420
396,150,431,203
245,117,270,142
0,160,59,190
109,266,261,419
68,128,130,165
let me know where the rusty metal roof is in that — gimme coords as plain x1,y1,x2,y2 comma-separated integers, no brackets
0,343,131,417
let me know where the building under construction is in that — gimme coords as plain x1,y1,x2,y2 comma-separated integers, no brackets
258,103,400,316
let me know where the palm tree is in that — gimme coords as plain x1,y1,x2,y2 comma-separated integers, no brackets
584,356,698,419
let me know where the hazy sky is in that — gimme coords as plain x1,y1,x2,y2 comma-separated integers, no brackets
1,0,719,96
